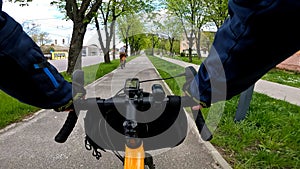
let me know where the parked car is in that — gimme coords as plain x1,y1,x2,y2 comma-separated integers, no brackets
44,54,52,60
182,49,198,56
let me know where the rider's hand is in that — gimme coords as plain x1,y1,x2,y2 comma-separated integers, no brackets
54,82,86,112
182,66,209,110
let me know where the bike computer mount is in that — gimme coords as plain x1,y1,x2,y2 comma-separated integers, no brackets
124,78,141,98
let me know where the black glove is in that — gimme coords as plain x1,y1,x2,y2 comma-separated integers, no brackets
54,82,86,112
182,66,209,108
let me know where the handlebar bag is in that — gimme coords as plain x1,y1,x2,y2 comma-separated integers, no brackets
84,94,188,151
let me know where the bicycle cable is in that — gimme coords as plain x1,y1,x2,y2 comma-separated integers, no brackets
139,72,186,83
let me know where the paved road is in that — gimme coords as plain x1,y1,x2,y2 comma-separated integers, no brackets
254,80,300,106
0,55,229,169
48,55,114,72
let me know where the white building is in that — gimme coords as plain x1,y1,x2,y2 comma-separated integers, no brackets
82,30,125,57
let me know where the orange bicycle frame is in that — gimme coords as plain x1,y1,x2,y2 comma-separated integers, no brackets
124,142,145,169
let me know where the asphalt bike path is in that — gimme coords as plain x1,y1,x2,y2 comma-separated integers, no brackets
0,54,230,169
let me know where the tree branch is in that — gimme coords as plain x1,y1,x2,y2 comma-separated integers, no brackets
65,0,78,21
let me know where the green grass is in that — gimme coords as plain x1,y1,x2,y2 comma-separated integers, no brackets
148,56,300,169
0,92,40,129
166,55,205,65
211,94,300,168
0,56,136,129
148,56,185,95
262,68,300,88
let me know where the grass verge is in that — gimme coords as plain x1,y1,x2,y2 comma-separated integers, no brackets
262,68,300,88
0,92,40,129
0,56,136,129
148,56,300,169
167,55,204,65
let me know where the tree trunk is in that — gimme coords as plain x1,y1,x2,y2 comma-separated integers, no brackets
169,37,174,57
188,36,193,62
67,22,87,75
196,29,202,58
104,52,110,63
113,25,116,60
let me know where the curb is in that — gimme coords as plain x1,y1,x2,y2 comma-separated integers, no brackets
204,142,232,169
0,109,46,135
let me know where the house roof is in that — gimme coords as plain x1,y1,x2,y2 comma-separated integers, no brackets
40,44,69,53
277,51,300,72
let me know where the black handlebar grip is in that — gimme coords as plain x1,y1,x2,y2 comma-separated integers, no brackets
54,110,78,143
192,109,213,141
54,70,84,143
152,84,165,101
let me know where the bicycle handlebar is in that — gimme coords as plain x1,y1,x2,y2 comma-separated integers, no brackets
54,94,212,143
54,70,212,144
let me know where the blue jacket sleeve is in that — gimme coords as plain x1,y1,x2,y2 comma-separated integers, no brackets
0,0,3,29
190,0,300,106
0,7,72,109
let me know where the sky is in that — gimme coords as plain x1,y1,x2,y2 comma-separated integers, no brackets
2,0,216,46
2,0,73,45
1,0,124,47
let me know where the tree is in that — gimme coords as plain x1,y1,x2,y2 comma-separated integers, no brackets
9,0,103,74
22,20,52,45
22,20,40,36
165,0,206,62
50,0,103,74
117,13,145,55
32,32,52,45
8,0,33,6
94,0,124,63
150,32,160,56
130,34,150,55
8,0,154,73
94,0,154,63
204,0,228,29
200,31,214,54
143,10,165,56
193,1,209,58
160,14,183,56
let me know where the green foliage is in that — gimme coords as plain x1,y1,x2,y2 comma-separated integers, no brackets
165,0,210,60
204,0,229,28
117,13,147,53
158,15,183,54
